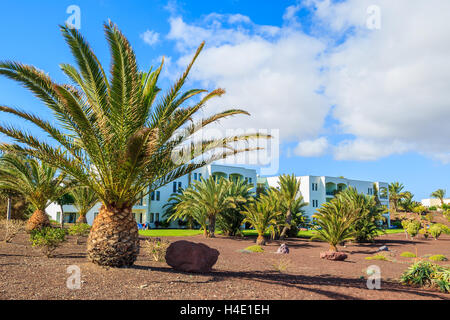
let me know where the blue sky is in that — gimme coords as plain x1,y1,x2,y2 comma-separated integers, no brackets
1,0,450,200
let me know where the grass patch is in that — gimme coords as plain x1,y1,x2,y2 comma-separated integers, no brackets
429,254,448,262
365,254,389,261
400,251,417,258
139,229,204,237
244,245,264,253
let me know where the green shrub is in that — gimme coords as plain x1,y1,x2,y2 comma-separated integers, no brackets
429,224,442,240
400,261,450,293
406,220,421,238
419,227,429,239
429,254,447,262
400,251,417,258
142,238,170,262
68,223,91,244
428,206,437,211
365,254,388,261
244,245,264,253
435,223,450,235
30,227,67,258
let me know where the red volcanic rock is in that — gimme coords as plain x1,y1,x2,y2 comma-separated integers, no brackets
165,240,220,273
320,251,348,261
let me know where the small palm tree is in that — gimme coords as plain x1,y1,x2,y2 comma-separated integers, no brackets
0,22,268,266
72,187,98,224
276,174,307,239
430,189,446,207
0,154,73,231
181,177,238,237
389,182,406,213
166,191,209,237
217,179,254,236
312,197,360,252
241,193,281,245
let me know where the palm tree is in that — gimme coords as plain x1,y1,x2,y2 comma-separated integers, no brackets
217,179,254,236
430,189,446,207
388,182,406,213
0,22,268,266
181,177,238,237
0,154,73,231
166,191,209,237
337,187,387,242
72,186,98,224
241,193,281,245
312,197,360,252
276,174,307,239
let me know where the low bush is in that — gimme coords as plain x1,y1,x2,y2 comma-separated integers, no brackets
142,238,170,262
406,220,421,238
1,219,25,243
428,206,437,211
400,251,417,258
244,245,264,253
400,261,450,293
30,227,67,258
429,254,447,262
271,257,291,273
435,223,450,235
68,223,91,244
429,224,442,240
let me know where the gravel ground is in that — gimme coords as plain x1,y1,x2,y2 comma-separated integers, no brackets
0,231,449,300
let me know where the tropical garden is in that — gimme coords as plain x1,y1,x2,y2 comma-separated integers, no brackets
0,22,449,299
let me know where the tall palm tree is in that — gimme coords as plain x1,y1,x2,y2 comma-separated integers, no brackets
388,182,406,213
430,189,446,207
0,154,73,231
72,186,98,224
312,197,360,252
241,193,281,245
0,22,268,266
277,174,306,239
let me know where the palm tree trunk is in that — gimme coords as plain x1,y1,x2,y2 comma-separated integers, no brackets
87,204,139,267
26,209,50,231
329,244,338,252
256,234,266,246
77,214,87,224
208,215,216,238
280,209,292,239
60,204,65,229
203,227,208,238
6,196,12,221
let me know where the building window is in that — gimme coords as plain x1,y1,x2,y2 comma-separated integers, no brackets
156,191,160,201
312,183,318,191
138,192,144,206
178,182,182,193
312,200,319,208
368,188,373,195
151,192,155,201
199,173,202,179
173,182,177,193
249,178,252,184
194,173,198,180
150,213,154,223
94,212,99,219
155,213,160,222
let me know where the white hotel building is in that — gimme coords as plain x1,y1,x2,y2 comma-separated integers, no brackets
47,166,390,228
46,164,257,227
262,175,390,225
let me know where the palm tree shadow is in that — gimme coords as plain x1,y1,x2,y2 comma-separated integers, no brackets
130,264,448,300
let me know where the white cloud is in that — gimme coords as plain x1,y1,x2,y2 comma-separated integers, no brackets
167,14,329,142
294,137,329,157
140,30,160,46
164,1,450,163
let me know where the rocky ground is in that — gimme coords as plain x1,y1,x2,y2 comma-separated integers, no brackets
0,231,449,300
